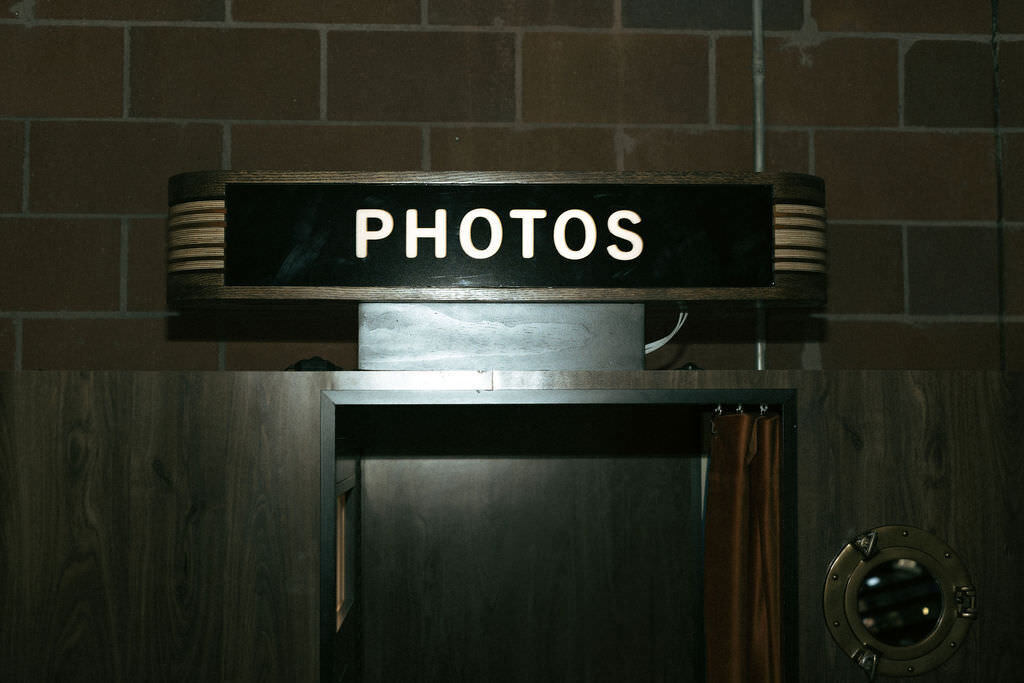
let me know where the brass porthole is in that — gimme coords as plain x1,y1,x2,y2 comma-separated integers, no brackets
823,526,976,679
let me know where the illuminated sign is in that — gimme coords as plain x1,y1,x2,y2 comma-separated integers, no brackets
224,183,775,289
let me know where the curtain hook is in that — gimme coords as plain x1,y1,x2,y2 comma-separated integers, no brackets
736,404,744,414
760,403,768,416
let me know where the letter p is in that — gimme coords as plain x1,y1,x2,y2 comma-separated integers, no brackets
355,209,394,258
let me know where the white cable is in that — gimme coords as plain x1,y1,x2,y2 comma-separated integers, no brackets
644,311,688,355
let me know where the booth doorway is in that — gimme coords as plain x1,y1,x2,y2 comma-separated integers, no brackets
320,386,796,682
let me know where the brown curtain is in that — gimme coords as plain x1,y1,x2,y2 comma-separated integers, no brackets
704,411,782,683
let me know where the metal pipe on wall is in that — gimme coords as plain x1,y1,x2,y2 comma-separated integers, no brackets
752,0,766,174
752,0,767,371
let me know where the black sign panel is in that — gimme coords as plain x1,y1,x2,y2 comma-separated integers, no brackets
224,183,773,289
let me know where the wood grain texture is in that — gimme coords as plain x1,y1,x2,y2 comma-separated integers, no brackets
360,455,705,683
773,204,827,275
167,273,827,307
3,371,1021,682
793,372,1024,682
167,200,225,274
0,373,132,682
0,372,328,683
215,373,322,682
341,370,1023,681
166,171,827,307
168,170,826,205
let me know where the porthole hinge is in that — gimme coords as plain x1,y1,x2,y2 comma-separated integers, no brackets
853,646,879,681
956,585,978,619
852,530,879,559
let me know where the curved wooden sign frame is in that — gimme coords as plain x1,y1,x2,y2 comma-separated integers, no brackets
167,171,825,308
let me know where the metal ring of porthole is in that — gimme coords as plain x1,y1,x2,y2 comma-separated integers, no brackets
823,525,977,680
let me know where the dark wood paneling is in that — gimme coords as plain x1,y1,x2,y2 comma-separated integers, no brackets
483,370,1024,681
215,373,321,682
360,456,705,683
0,374,133,680
124,374,227,681
3,371,1023,682
794,372,1024,682
0,372,324,683
168,170,825,205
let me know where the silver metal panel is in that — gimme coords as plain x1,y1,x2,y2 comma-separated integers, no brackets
358,303,644,371
325,370,493,391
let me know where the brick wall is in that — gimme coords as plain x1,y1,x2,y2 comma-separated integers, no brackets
0,0,1019,371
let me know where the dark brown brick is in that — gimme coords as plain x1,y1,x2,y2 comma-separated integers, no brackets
623,0,801,30
622,129,808,172
647,310,821,370
644,307,777,370
763,341,819,370
645,341,754,370
1006,228,1024,315
131,28,319,119
1005,134,1024,221
1008,324,1024,371
717,37,898,127
127,219,167,312
225,341,357,370
0,122,23,212
431,127,616,171
748,310,828,369
1004,4,1024,33
905,41,994,128
813,0,991,34
430,0,613,27
36,0,223,20
233,0,417,23
231,124,422,170
168,309,356,344
523,33,708,124
767,309,825,341
22,318,219,370
827,225,904,314
820,321,1000,370
0,26,122,117
30,121,221,214
907,226,998,314
0,219,120,311
328,31,515,122
1000,42,1024,127
0,319,13,370
815,131,996,220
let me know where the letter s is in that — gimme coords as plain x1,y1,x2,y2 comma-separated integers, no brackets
606,210,643,261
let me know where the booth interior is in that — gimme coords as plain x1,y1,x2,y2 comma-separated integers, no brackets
322,380,797,682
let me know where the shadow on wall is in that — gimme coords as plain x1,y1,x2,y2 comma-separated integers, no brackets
168,306,360,343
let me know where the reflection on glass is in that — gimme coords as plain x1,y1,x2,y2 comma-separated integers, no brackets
856,558,943,647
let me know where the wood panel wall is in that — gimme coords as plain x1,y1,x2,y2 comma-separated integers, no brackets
794,372,1024,682
1,371,1022,681
0,372,326,682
